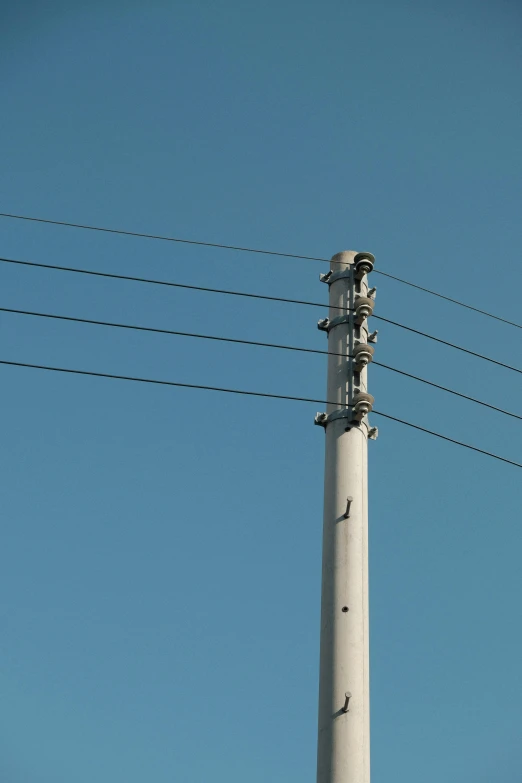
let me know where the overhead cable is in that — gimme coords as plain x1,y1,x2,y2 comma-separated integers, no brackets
372,361,522,421
2,304,521,421
0,211,325,262
0,305,328,358
2,255,521,375
1,211,520,329
0,256,330,310
371,410,522,468
374,269,522,329
374,315,522,375
1,357,520,468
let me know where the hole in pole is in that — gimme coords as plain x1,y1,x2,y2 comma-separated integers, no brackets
342,606,349,613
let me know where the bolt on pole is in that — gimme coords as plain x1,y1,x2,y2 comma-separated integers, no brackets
315,250,377,783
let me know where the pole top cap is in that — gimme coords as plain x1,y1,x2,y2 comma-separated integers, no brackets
330,250,357,267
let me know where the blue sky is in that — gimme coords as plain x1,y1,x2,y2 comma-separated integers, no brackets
1,2,521,781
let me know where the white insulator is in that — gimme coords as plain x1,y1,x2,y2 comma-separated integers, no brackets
354,296,375,325
352,392,375,422
353,251,375,280
353,343,375,370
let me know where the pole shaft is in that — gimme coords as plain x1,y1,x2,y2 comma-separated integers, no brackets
316,251,371,783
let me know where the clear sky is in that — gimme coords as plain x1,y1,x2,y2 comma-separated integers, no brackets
1,2,521,781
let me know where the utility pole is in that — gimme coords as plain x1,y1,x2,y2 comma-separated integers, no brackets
315,250,377,783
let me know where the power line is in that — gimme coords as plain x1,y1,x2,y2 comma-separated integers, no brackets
1,211,520,330
1,357,520,468
371,410,522,468
2,304,521,421
0,305,328,358
0,211,326,262
374,269,522,330
0,256,334,310
2,255,521,375
372,361,522,421
374,315,522,375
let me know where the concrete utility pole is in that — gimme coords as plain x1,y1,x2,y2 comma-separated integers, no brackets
315,250,377,783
